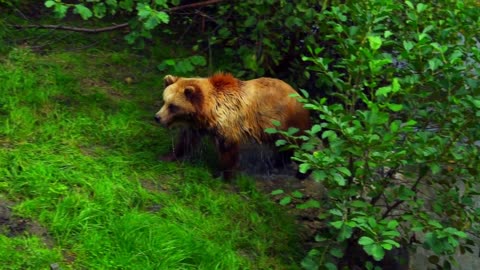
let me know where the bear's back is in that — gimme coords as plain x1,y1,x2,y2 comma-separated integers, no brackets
241,78,310,133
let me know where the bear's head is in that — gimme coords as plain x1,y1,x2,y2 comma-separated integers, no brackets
154,75,205,127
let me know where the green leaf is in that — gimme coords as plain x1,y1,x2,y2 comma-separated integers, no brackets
428,58,443,71
329,208,343,216
312,170,327,182
292,190,304,198
450,230,465,243
350,200,369,208
315,235,328,242
275,139,287,147
382,239,400,248
405,1,414,9
403,41,414,52
332,173,346,186
376,86,391,97
106,0,117,8
45,0,55,8
338,224,353,241
428,220,443,229
299,163,311,174
287,127,300,135
336,167,351,176
381,230,400,237
189,55,206,66
367,36,382,50
392,78,400,92
310,124,322,135
416,3,428,13
175,60,194,74
264,127,277,134
381,243,393,250
93,3,107,18
404,119,417,126
124,32,138,44
297,199,321,209
301,257,319,270
271,189,284,195
389,120,401,132
271,120,281,127
359,236,375,246
330,220,344,229
384,30,393,38
386,220,399,229
363,243,385,261
321,130,337,140
448,50,463,64
54,4,69,18
156,11,169,24
119,0,134,11
155,0,167,7
387,103,403,112
74,4,93,20
144,15,160,30
299,88,310,99
279,196,292,206
137,3,151,19
368,217,378,228
244,16,256,27
301,142,315,151
324,262,337,270
329,247,344,258
471,98,480,109
430,162,441,174
369,59,392,74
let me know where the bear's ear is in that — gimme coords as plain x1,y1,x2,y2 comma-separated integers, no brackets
164,75,178,87
183,86,203,105
184,86,196,100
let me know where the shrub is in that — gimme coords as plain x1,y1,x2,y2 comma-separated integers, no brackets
274,0,480,269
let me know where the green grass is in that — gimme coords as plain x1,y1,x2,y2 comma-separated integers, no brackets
0,47,302,269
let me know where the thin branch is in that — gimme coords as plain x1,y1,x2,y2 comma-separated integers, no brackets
370,166,400,206
12,0,224,34
12,23,130,34
381,169,426,219
169,0,223,12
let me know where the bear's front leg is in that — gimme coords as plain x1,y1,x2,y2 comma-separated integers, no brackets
161,129,203,161
215,138,239,180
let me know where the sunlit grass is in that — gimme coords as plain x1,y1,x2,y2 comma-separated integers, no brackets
0,47,302,269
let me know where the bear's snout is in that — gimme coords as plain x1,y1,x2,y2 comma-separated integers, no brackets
154,115,162,124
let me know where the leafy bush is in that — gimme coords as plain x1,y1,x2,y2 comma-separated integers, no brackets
208,0,321,83
273,0,480,269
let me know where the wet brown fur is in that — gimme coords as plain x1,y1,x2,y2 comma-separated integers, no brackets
155,73,311,179
208,72,239,92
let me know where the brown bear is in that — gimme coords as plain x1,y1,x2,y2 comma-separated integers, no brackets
154,73,311,179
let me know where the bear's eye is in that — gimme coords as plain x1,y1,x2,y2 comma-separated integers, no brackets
168,104,178,113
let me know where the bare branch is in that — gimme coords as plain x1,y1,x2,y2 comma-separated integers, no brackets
12,23,130,34
169,0,223,12
381,169,426,219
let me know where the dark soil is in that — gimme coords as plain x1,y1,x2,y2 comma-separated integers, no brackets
0,199,54,248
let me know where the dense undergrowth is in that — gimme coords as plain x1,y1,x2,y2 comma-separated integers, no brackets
0,41,302,269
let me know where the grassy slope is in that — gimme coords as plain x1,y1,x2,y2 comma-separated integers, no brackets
0,47,302,269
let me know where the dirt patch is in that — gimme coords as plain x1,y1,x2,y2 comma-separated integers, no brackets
140,178,173,213
0,199,55,248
